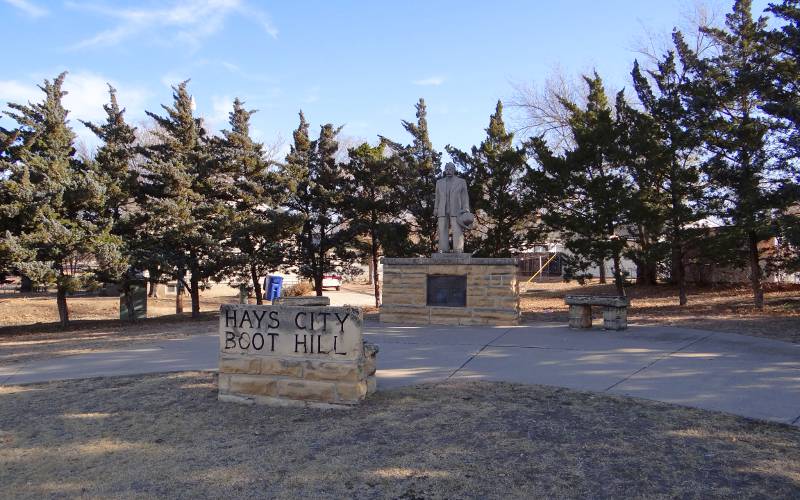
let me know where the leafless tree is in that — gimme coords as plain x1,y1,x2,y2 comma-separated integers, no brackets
508,68,585,152
630,0,723,66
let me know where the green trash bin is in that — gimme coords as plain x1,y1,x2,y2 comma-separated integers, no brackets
120,279,147,321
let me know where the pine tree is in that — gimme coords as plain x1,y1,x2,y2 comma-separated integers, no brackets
764,0,800,157
0,73,126,327
284,113,350,295
627,39,706,304
381,99,442,255
527,74,632,296
213,99,299,304
81,85,138,224
614,97,669,288
343,141,407,306
447,101,528,257
764,0,800,272
140,81,233,317
687,0,787,309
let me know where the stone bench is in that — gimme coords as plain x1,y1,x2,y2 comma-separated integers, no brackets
564,295,630,331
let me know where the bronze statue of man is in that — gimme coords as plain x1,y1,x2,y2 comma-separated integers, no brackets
434,162,473,253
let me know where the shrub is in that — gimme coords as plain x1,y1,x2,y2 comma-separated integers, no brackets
282,281,313,297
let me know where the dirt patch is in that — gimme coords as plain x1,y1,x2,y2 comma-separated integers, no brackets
521,282,800,343
0,372,798,498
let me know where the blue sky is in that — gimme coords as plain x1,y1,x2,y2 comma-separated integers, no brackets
0,0,772,156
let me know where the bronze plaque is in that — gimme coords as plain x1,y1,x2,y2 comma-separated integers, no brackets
426,275,467,307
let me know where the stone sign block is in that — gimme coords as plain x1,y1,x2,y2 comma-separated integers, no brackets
381,255,520,325
218,304,377,407
119,280,147,321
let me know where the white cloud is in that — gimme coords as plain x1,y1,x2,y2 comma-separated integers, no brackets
412,76,445,86
207,95,233,130
0,80,40,106
65,72,150,124
2,0,48,17
66,0,278,50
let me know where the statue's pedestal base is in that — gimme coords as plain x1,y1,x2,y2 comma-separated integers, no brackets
380,255,520,326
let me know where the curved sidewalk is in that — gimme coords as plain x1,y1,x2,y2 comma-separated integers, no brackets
1,322,799,426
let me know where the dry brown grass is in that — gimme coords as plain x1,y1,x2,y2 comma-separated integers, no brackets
0,294,232,368
0,294,237,328
0,316,217,368
521,281,800,343
1,372,798,498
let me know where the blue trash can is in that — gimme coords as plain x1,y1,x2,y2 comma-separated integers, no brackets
265,275,283,301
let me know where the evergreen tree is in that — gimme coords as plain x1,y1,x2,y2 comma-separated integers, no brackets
447,101,528,257
627,40,706,304
381,99,442,255
82,85,142,318
213,99,299,304
81,85,138,224
0,125,19,274
527,74,632,296
764,0,800,157
614,96,669,287
284,113,350,296
0,73,126,327
140,81,233,317
343,141,407,306
688,0,788,309
764,0,800,272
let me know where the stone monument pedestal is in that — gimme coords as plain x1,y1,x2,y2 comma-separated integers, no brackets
380,254,520,325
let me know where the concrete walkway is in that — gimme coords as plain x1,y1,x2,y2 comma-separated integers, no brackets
1,323,799,426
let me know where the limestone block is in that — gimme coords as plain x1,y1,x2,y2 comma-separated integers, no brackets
467,278,489,289
259,357,303,378
492,296,520,309
274,296,330,306
382,292,424,305
364,343,378,376
335,381,368,402
485,285,517,297
381,256,521,326
428,313,461,325
472,309,519,324
603,306,628,331
467,295,495,308
380,305,431,316
218,373,232,392
466,283,488,296
277,379,336,402
568,304,592,329
565,295,629,307
228,374,279,397
302,359,360,382
366,376,377,395
380,312,430,324
219,303,373,407
220,304,363,361
219,356,261,374
428,306,466,318
458,316,489,326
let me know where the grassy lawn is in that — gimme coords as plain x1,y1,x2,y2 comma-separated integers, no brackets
0,372,798,498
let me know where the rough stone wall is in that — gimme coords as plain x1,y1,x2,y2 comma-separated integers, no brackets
380,257,520,325
218,304,377,407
